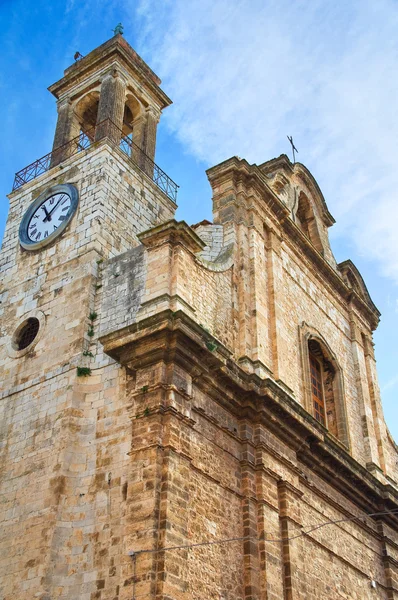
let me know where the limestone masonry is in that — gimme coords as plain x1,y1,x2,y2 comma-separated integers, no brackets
0,33,397,600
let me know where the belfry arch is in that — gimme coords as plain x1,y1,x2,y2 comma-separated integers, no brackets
74,90,100,140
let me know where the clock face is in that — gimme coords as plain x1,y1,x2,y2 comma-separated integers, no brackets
19,184,79,250
27,192,72,243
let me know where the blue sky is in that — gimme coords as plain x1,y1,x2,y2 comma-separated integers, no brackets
0,0,397,439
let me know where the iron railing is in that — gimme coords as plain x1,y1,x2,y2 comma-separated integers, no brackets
12,129,93,191
12,119,178,202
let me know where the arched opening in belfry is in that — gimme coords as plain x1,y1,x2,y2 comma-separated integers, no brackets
74,91,100,143
118,93,146,162
123,94,144,143
296,192,324,255
308,339,338,438
122,105,134,139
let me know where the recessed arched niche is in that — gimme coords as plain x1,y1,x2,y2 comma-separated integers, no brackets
295,192,324,255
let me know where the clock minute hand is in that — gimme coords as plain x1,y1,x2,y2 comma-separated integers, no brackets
44,199,62,221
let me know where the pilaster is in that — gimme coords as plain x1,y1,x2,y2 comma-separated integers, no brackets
51,98,79,165
265,226,283,380
95,69,127,142
144,106,160,164
349,307,382,470
277,481,303,600
240,421,262,600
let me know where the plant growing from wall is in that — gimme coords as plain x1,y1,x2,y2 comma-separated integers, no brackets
199,324,218,353
77,366,92,377
206,340,218,352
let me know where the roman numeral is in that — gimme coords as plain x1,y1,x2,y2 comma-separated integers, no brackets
49,197,54,205
35,232,42,241
53,225,57,230
59,215,66,221
44,231,48,238
62,206,69,211
31,229,37,236
61,196,68,205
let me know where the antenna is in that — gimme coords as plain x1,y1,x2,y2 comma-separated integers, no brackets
287,135,298,164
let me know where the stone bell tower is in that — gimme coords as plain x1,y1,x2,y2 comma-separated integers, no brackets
0,33,178,600
50,33,170,166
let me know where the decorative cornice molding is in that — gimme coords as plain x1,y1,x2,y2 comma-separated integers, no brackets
99,308,398,518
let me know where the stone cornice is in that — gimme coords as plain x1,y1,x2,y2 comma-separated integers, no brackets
138,219,205,254
100,308,398,521
49,34,172,110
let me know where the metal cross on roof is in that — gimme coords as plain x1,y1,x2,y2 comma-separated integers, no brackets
287,135,298,164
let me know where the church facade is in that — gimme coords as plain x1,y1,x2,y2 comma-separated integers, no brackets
0,33,397,600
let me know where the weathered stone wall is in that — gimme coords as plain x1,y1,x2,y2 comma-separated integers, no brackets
1,101,397,600
0,139,176,599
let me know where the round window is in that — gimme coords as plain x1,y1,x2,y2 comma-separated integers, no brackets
14,317,40,350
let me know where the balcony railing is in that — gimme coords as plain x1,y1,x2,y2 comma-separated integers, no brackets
12,119,178,203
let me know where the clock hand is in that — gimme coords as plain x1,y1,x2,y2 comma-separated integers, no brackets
41,205,52,221
44,199,63,222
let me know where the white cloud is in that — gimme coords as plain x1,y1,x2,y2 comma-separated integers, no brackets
129,0,398,281
382,374,398,393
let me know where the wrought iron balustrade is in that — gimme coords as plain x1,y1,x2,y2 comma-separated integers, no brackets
12,119,178,203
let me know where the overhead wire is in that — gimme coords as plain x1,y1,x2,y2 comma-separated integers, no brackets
128,507,398,599
128,507,398,557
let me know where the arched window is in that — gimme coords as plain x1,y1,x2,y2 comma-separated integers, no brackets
308,340,338,436
309,351,326,425
296,192,324,255
300,324,350,448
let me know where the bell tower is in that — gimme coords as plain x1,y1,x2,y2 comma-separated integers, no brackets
49,33,171,168
0,32,178,600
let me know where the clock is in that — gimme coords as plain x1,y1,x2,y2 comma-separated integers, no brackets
19,184,79,250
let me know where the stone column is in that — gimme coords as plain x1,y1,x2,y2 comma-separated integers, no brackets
95,68,126,143
143,107,160,163
51,98,79,167
130,115,147,170
138,107,160,178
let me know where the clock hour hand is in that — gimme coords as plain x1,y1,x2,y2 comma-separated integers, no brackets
42,205,52,222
